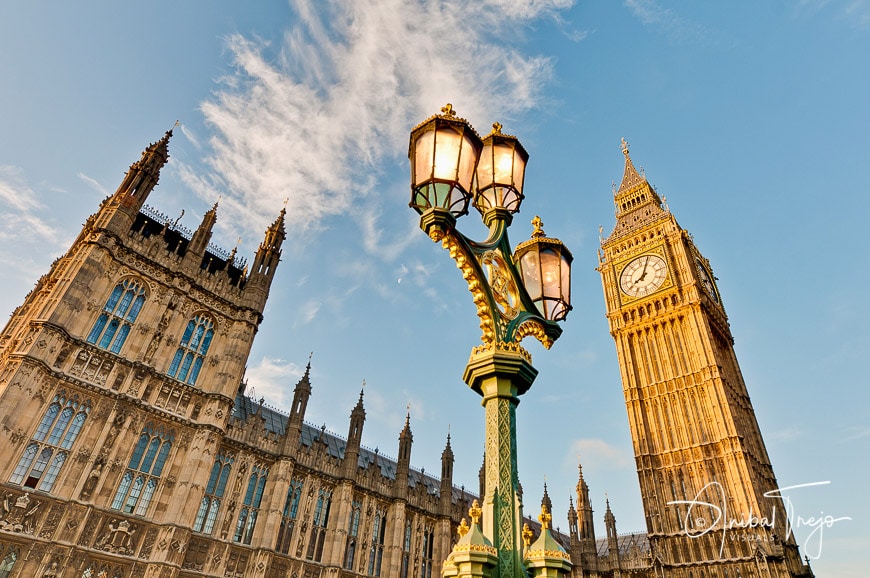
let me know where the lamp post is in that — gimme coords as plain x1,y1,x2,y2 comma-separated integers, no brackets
408,105,573,578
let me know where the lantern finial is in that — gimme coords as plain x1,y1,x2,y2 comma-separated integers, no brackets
491,122,503,134
531,216,545,238
441,103,455,117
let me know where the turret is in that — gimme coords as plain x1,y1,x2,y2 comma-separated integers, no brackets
576,462,596,544
541,482,553,518
604,497,621,576
439,431,454,515
112,129,172,211
567,497,578,545
93,129,172,233
284,357,312,453
342,386,366,478
394,410,413,498
188,202,218,258
246,208,286,311
575,461,599,575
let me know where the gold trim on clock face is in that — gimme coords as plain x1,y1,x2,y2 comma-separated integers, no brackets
619,254,668,297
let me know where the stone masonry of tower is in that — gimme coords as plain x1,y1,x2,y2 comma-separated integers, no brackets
596,141,815,578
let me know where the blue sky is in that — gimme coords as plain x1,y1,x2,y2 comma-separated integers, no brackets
1,1,867,574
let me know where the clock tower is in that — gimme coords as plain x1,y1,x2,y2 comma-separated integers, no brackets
597,141,813,577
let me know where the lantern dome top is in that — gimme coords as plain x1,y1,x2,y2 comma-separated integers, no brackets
515,216,573,261
409,103,481,139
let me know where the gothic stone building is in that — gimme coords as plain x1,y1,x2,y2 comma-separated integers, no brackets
0,131,480,578
0,131,814,578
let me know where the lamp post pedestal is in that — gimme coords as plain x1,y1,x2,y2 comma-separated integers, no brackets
463,344,537,578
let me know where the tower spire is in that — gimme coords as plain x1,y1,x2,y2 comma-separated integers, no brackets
395,407,413,499
616,137,646,195
284,354,313,454
112,129,173,210
342,381,366,479
440,428,455,515
188,201,219,257
246,206,287,311
608,138,667,238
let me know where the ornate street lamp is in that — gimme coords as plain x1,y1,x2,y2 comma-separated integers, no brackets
408,106,573,578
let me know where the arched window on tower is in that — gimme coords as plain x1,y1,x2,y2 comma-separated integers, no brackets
86,279,147,353
167,315,214,385
9,393,90,492
111,424,173,516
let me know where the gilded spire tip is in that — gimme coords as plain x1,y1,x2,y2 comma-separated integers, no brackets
531,215,545,238
538,503,552,530
457,518,470,538
469,500,482,525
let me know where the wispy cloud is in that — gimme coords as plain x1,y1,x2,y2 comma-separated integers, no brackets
797,0,870,27
185,0,573,244
0,167,70,306
77,172,109,197
244,356,304,407
0,166,64,248
623,0,711,43
179,123,201,150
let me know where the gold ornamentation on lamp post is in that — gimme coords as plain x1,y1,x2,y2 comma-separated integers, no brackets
408,106,574,578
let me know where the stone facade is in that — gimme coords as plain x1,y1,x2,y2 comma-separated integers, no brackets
0,131,477,578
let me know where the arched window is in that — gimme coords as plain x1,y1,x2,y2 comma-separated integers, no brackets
276,478,304,554
87,279,147,353
111,424,173,516
344,499,362,570
193,452,234,534
400,519,412,578
9,394,89,492
0,549,17,578
234,464,269,545
306,487,332,561
420,525,435,578
368,507,387,576
167,315,214,385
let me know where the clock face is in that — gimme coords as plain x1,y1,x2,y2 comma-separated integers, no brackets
619,255,668,297
696,260,719,303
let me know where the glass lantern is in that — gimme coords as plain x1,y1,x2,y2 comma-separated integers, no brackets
514,217,573,322
408,104,483,217
475,123,528,215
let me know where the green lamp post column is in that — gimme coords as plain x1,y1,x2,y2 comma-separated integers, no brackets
408,105,574,578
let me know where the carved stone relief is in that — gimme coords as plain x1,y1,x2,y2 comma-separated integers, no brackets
95,518,138,555
0,491,41,534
